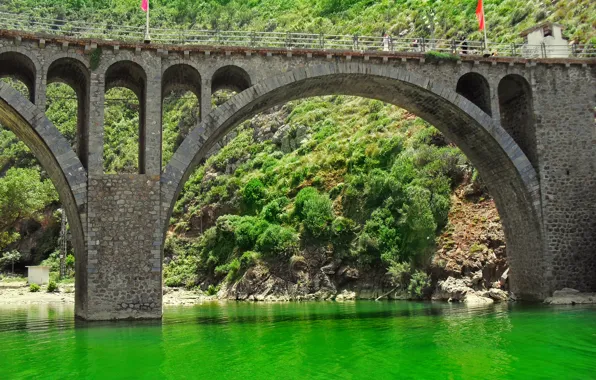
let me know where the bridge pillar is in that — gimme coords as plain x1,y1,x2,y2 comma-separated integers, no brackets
79,175,163,320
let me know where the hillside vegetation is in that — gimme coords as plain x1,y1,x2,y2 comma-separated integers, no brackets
1,0,594,43
0,0,591,297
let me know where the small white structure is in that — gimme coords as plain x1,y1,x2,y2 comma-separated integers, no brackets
520,22,570,58
26,266,50,285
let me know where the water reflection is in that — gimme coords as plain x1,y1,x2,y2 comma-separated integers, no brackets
0,302,594,379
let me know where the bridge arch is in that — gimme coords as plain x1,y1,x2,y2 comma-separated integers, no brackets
162,64,202,99
47,57,91,169
498,74,537,170
0,82,87,311
104,60,147,174
0,50,38,103
211,65,252,94
162,62,545,300
456,72,492,116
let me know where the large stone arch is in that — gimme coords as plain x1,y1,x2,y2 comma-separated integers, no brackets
162,62,545,300
0,82,88,314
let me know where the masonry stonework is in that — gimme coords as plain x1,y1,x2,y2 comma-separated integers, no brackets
0,31,594,319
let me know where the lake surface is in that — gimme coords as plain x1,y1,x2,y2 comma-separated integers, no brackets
0,301,594,379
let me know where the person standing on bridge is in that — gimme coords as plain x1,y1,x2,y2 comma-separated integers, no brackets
383,34,391,52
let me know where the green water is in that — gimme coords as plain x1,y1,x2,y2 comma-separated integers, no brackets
0,302,594,379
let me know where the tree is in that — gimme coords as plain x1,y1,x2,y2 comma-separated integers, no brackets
0,168,58,250
0,250,22,273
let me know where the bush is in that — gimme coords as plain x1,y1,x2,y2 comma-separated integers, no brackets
407,271,431,299
242,178,267,210
261,197,289,223
293,187,334,237
47,281,58,293
206,284,219,296
387,261,412,288
29,283,40,292
256,224,299,257
302,194,334,237
234,216,270,249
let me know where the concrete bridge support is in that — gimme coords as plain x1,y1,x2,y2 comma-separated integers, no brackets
0,33,594,319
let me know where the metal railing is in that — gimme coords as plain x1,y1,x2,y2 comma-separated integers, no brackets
0,11,594,58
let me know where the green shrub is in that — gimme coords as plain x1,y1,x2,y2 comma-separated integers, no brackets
302,193,334,237
293,187,319,218
47,280,58,293
242,178,267,210
261,197,289,223
407,271,431,299
29,283,40,292
206,284,219,296
256,224,299,257
234,216,270,249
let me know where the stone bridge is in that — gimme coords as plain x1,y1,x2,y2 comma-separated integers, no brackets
0,31,594,320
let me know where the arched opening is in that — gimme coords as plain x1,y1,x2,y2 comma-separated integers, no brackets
47,58,90,169
163,65,544,300
162,65,201,167
1,78,31,172
211,66,251,109
163,95,510,299
104,61,147,174
0,52,36,103
498,75,537,170
0,82,87,315
456,72,492,116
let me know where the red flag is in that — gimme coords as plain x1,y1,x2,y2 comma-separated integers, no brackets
476,0,485,31
141,0,148,12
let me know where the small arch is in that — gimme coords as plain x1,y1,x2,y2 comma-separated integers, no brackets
456,72,492,115
162,64,201,99
104,61,147,174
0,52,36,103
161,64,201,166
47,57,91,169
498,74,537,170
211,65,251,94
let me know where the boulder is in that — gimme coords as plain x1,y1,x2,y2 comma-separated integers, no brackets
487,288,509,302
433,277,473,302
464,293,494,305
544,289,596,305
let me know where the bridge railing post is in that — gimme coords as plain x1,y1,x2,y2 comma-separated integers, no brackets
541,42,547,58
421,38,426,53
451,39,456,54
320,33,324,49
353,35,359,51
250,31,256,48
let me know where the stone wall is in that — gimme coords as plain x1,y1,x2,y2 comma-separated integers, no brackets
532,64,596,293
85,175,162,320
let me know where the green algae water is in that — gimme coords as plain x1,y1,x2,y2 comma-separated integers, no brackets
0,302,595,379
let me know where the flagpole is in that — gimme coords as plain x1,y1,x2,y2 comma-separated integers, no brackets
145,1,151,42
483,3,488,52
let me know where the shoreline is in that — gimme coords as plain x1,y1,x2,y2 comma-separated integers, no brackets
2,282,595,307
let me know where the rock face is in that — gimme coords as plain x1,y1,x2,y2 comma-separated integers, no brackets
432,276,508,304
272,124,311,153
544,288,596,305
